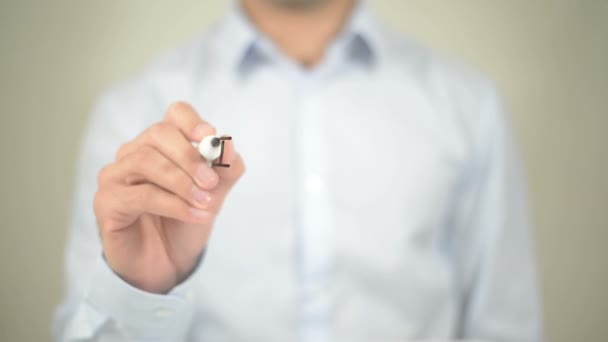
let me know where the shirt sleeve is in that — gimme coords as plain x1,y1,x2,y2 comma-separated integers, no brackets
52,89,200,341
452,83,543,341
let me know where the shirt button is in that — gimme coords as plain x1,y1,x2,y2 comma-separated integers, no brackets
186,290,194,301
154,307,173,318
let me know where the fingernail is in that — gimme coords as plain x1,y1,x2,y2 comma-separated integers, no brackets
192,187,211,207
197,165,218,187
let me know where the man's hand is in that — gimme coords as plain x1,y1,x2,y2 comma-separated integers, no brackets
93,102,245,294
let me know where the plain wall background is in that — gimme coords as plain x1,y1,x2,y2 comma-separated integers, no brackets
1,1,606,341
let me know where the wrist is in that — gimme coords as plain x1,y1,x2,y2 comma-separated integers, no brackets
104,253,179,294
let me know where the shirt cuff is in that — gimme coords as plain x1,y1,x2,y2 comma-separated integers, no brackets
84,254,199,340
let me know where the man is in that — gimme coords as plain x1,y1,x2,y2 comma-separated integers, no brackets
54,0,542,341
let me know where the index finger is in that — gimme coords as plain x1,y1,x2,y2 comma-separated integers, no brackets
164,101,216,142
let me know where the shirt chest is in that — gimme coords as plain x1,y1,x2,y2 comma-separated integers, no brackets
198,71,466,269
187,64,468,338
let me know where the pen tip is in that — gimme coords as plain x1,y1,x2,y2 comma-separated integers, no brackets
211,137,220,147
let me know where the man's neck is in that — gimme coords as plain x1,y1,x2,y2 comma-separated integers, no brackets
241,0,355,68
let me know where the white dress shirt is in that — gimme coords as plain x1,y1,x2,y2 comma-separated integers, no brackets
54,3,542,341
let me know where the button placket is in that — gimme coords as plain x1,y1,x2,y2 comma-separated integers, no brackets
293,75,335,341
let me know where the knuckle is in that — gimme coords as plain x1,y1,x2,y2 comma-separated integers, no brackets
97,164,112,185
123,151,148,175
148,122,171,142
131,145,155,167
115,143,131,160
167,101,193,116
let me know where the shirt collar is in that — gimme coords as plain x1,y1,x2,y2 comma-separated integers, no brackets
341,1,384,68
219,0,385,76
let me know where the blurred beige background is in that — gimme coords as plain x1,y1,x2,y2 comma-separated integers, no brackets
1,1,606,341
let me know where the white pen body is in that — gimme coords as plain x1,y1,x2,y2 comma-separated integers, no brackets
198,135,222,165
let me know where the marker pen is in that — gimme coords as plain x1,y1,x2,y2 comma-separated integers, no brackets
198,135,232,167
